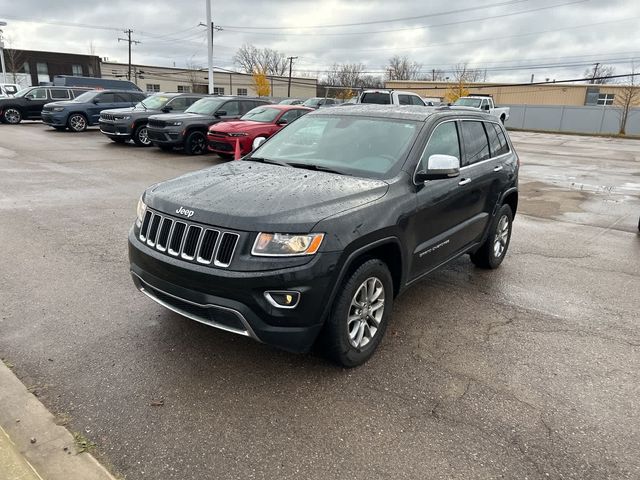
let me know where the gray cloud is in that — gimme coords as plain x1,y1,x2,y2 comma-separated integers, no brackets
1,0,638,83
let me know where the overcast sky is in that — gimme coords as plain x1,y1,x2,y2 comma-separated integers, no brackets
1,0,639,83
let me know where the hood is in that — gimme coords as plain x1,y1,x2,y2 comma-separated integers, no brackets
44,100,77,108
148,112,210,122
144,161,388,232
101,106,139,115
210,120,268,133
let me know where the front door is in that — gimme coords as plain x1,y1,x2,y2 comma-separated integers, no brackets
24,88,48,118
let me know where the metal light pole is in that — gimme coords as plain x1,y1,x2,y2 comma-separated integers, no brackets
206,0,214,94
0,21,7,84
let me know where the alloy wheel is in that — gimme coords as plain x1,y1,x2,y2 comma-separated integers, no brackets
192,135,205,154
347,277,385,349
138,127,151,145
70,115,86,132
493,215,510,258
4,108,21,124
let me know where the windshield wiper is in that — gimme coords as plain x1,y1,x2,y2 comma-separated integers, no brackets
139,102,148,111
244,157,290,167
286,162,345,175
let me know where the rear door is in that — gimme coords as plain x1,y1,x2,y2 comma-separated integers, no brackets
217,100,242,120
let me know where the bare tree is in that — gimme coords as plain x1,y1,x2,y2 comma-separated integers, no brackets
233,44,288,76
615,67,639,135
420,68,446,81
185,61,204,93
1,35,25,84
88,41,96,56
452,62,484,83
584,63,616,84
385,55,422,80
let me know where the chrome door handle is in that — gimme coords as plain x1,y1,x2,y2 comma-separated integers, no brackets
458,178,472,186
493,165,504,172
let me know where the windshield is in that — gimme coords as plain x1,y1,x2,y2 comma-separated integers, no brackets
185,97,226,115
138,95,171,110
240,107,281,123
73,91,99,103
454,98,482,108
248,114,420,178
14,88,32,98
302,98,321,107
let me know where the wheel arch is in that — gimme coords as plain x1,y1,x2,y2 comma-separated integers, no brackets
501,188,518,218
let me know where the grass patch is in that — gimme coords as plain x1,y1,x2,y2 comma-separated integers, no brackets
73,432,97,454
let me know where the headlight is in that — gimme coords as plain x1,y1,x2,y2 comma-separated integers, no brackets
169,121,182,126
252,232,324,256
136,195,147,224
114,115,131,120
228,132,248,137
52,107,65,112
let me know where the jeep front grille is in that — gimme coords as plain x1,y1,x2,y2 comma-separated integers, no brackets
139,209,240,268
101,113,115,121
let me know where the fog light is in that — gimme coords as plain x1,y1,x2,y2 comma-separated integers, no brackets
264,291,300,309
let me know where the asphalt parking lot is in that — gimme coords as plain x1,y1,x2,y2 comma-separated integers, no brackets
1,124,639,480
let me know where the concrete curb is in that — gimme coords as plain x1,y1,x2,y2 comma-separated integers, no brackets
0,361,116,480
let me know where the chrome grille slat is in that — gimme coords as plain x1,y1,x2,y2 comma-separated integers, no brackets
138,209,239,268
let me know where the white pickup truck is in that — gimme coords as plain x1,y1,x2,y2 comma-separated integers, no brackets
453,96,510,124
357,89,426,106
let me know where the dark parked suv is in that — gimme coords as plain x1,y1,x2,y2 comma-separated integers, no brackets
0,86,91,124
42,90,147,132
129,105,519,366
99,92,207,146
146,96,271,155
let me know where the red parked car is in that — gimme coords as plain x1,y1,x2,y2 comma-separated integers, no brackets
207,104,313,159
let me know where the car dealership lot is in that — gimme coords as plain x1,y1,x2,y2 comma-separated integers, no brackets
1,125,639,479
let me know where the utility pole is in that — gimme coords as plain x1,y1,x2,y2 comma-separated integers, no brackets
432,69,435,81
0,21,7,84
206,0,214,94
591,62,600,83
118,29,141,81
287,56,298,97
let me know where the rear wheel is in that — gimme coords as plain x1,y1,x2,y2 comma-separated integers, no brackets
68,113,87,132
321,259,393,367
500,115,506,125
133,124,152,147
470,204,513,269
3,108,22,124
184,131,207,155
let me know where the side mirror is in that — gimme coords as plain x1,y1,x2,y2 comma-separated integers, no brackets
415,154,460,182
215,110,227,117
93,98,100,104
276,119,288,126
252,137,267,150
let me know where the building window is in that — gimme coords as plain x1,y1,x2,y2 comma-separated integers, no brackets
213,87,225,95
22,62,31,74
237,88,248,96
146,84,161,93
36,62,49,83
177,85,191,93
72,64,83,76
597,93,614,106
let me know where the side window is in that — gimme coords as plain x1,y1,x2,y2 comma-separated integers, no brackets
418,122,461,170
488,123,510,156
114,93,130,103
220,101,240,116
411,95,425,106
167,97,189,111
460,121,490,166
398,94,412,105
72,89,88,98
133,93,147,102
279,110,299,124
185,97,201,107
96,93,116,103
26,88,47,100
49,89,71,100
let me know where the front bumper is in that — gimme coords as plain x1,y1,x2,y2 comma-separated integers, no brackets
99,120,132,137
128,228,340,353
41,112,68,127
207,136,251,156
147,127,183,145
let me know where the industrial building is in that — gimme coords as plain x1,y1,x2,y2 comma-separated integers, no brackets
100,61,317,98
385,80,639,107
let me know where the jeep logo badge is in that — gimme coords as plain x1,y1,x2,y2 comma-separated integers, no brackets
175,206,195,218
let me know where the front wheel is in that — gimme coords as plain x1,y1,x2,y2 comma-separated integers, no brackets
470,204,513,269
184,131,206,155
68,113,87,132
321,259,393,367
3,108,22,124
133,124,152,147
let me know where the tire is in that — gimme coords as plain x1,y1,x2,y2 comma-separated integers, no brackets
321,259,394,367
3,108,22,124
132,124,152,147
67,113,88,132
500,115,506,125
184,130,206,155
110,137,126,143
470,204,513,269
217,152,233,160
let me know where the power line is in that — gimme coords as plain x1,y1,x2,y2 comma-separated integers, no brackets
117,30,141,80
218,0,532,30
221,0,586,38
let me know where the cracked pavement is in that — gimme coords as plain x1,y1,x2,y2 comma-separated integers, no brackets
0,126,639,479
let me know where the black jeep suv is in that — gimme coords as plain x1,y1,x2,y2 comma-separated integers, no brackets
99,92,207,146
129,105,519,366
0,86,91,124
146,96,271,155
